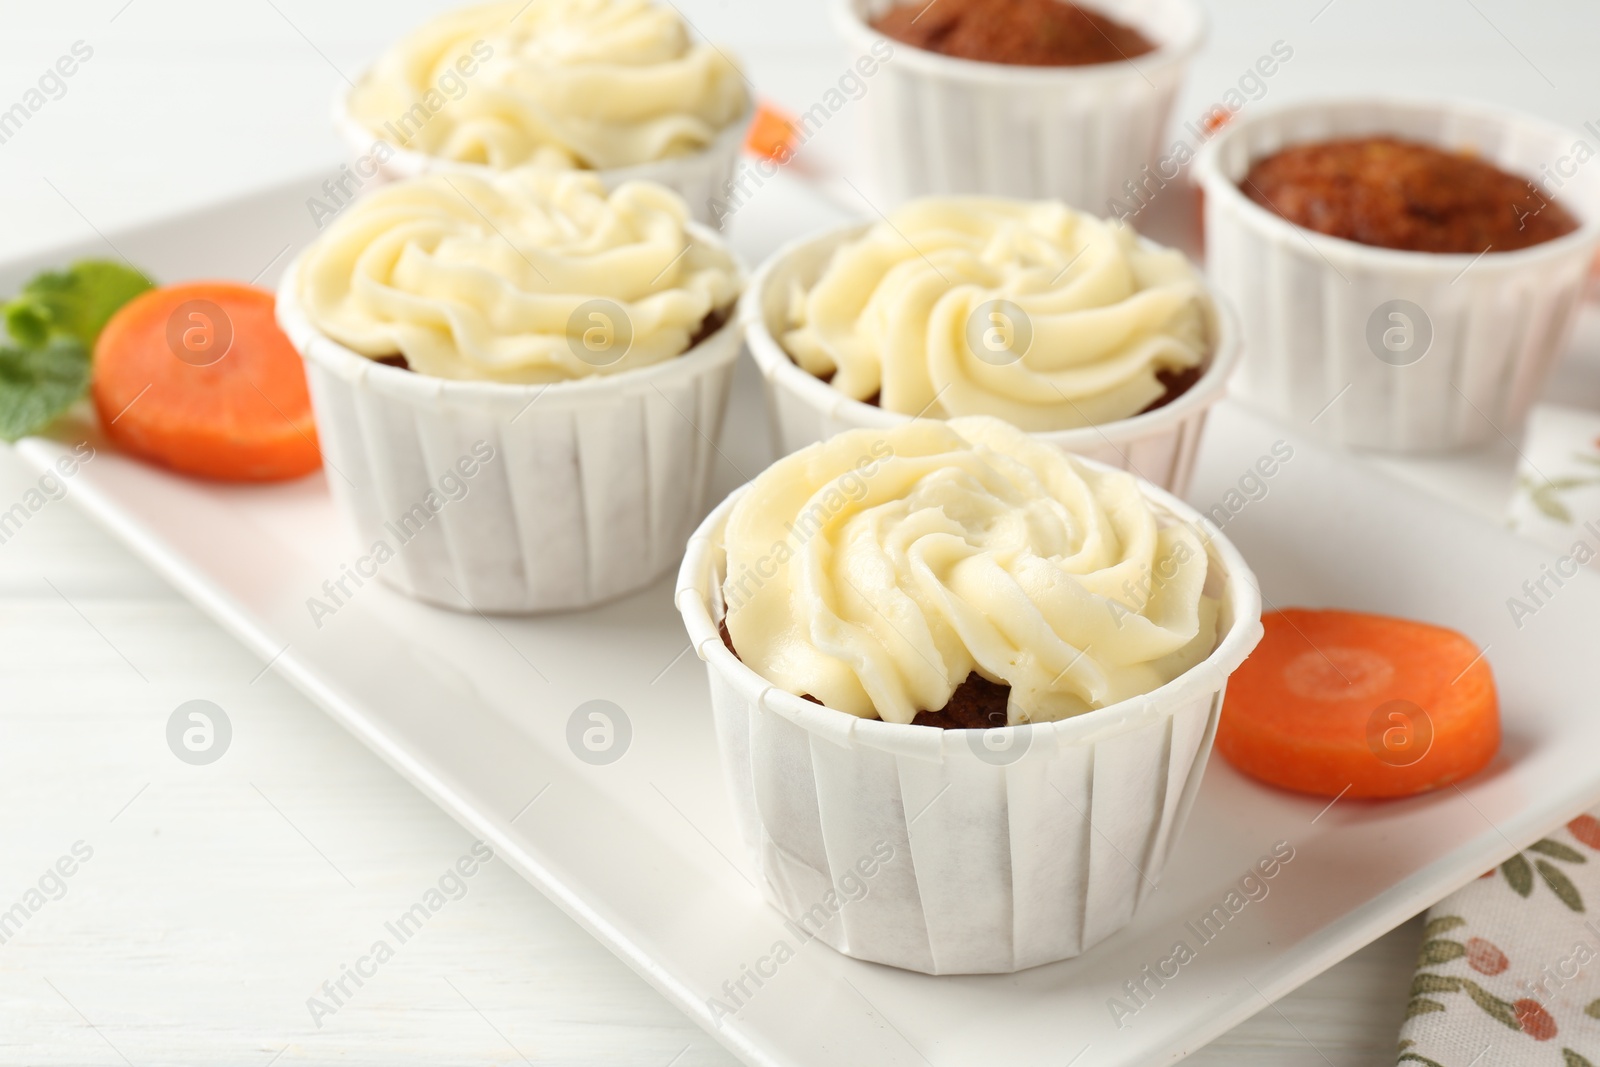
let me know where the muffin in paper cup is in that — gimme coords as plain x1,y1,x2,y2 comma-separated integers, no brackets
277,168,746,614
675,418,1263,974
832,0,1205,209
1194,96,1600,453
329,0,754,226
742,204,1240,496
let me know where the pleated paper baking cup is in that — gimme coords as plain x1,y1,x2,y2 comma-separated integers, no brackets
276,250,745,615
832,0,1205,210
675,472,1263,975
1195,97,1600,453
742,222,1240,496
332,82,753,227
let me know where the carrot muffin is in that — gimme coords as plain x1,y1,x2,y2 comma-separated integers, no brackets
719,416,1220,726
1242,137,1578,254
872,0,1157,67
778,197,1213,431
345,0,750,172
279,165,747,614
680,408,1262,974
294,167,741,382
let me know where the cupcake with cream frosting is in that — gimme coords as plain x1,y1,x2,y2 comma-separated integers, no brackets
296,167,741,382
278,166,746,613
744,196,1239,493
677,416,1262,973
335,0,753,223
723,417,1220,725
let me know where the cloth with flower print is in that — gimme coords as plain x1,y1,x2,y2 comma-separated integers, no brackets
1396,815,1600,1066
1395,407,1600,1066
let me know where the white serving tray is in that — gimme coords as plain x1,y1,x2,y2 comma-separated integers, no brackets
11,171,1600,1067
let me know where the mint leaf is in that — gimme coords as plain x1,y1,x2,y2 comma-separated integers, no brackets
4,292,53,347
0,337,91,442
3,260,153,349
0,259,153,441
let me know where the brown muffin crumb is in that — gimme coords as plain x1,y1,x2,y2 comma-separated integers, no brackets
369,305,730,375
843,368,1200,416
1242,136,1579,254
1139,364,1204,415
912,673,1012,729
688,305,733,349
722,622,1014,728
872,0,1157,68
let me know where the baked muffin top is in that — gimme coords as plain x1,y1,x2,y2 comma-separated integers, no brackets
1241,136,1579,254
870,0,1156,67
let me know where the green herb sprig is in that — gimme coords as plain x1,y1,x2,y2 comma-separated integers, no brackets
0,260,154,441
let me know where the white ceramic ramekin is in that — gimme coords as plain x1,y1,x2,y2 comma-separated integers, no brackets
332,80,754,227
275,241,745,614
832,0,1205,210
1195,96,1600,453
676,463,1263,975
742,221,1240,496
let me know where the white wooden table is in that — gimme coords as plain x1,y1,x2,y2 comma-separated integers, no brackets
4,1,1597,1062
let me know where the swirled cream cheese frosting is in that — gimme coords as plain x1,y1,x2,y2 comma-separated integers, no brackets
721,417,1219,726
781,198,1211,431
295,167,742,382
347,0,750,171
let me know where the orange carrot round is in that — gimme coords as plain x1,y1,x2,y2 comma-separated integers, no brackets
746,101,799,164
1216,609,1500,799
92,282,321,482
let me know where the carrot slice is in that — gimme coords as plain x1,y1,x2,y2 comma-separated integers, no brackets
1216,609,1500,799
746,101,799,163
92,282,320,482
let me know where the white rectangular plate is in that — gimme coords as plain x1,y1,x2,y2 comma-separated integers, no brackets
11,172,1600,1067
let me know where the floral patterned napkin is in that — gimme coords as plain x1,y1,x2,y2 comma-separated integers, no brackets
1507,405,1600,570
1397,816,1600,1066
1396,405,1600,1066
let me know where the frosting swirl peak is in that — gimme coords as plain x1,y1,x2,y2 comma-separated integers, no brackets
348,0,750,171
295,167,742,382
721,417,1219,725
781,198,1211,431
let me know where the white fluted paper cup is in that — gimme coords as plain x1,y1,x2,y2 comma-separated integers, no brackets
675,462,1263,975
832,0,1205,210
1195,96,1600,453
332,80,754,227
276,242,745,614
742,222,1240,496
